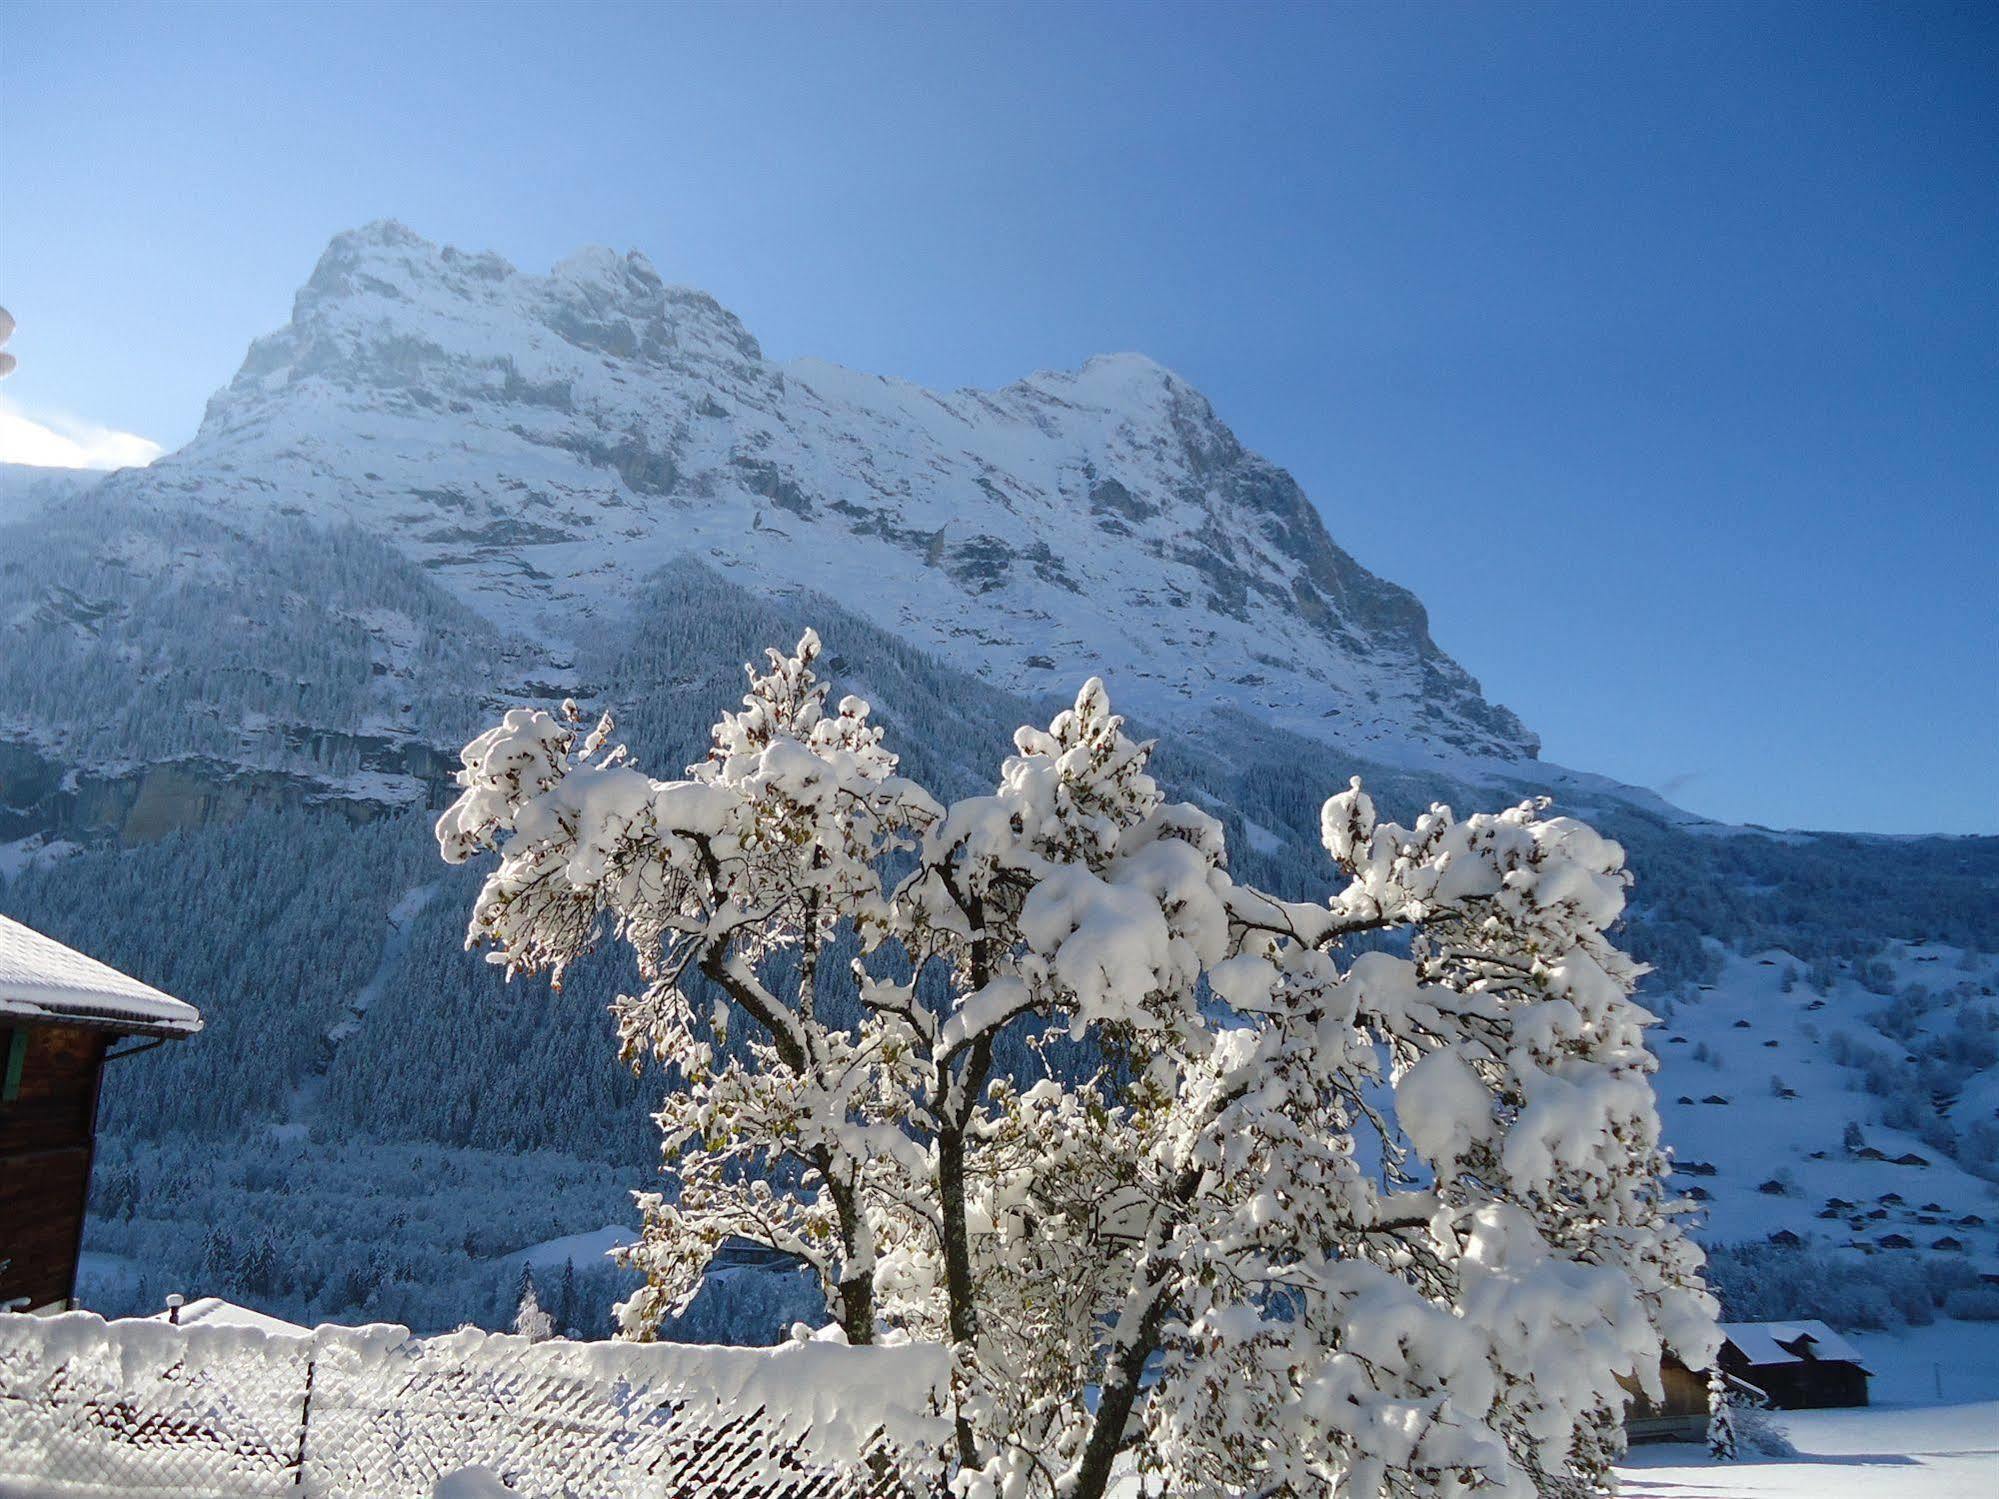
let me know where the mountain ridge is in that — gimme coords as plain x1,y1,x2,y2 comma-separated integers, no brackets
123,219,1536,771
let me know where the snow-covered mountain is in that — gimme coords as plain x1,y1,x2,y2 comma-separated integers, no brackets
120,220,1531,770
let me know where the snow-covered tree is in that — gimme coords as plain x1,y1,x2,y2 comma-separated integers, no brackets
1706,1370,1793,1461
557,1258,578,1338
439,632,1718,1497
1730,1395,1796,1458
513,1264,554,1342
1706,1369,1736,1460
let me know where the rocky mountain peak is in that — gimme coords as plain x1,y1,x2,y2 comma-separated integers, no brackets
161,224,1534,769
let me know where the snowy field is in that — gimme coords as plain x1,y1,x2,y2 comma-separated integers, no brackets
1616,1319,1999,1499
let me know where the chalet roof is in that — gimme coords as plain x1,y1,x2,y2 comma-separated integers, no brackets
149,1296,307,1335
0,914,201,1036
1719,1320,1869,1372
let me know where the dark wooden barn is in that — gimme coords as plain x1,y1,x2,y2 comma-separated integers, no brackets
1625,1319,1872,1441
1716,1321,1871,1410
1,914,200,1313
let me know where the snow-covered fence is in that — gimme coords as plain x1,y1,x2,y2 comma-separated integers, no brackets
0,1311,950,1498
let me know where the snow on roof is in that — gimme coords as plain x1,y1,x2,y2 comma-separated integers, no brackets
0,914,201,1035
1719,1320,1869,1370
149,1296,306,1336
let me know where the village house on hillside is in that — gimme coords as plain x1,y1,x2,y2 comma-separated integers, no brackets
0,915,201,1313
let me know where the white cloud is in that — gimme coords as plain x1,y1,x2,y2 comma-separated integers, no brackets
0,395,162,470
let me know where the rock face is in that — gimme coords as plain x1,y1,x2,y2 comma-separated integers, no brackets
0,739,443,848
115,221,1534,770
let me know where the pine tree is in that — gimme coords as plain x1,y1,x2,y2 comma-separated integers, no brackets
1707,1370,1737,1461
557,1258,578,1339
513,1264,554,1342
239,1235,279,1298
200,1227,238,1287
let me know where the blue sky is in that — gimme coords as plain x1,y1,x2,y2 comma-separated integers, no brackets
2,1,1992,833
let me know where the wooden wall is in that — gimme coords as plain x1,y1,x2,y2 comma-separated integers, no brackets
1726,1355,1870,1410
0,1022,107,1311
1622,1359,1713,1442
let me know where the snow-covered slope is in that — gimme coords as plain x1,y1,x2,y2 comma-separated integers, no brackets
1654,943,1998,1267
113,220,1532,770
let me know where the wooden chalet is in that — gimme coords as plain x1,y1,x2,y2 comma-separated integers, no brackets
0,914,200,1313
1626,1319,1871,1441
1715,1321,1870,1409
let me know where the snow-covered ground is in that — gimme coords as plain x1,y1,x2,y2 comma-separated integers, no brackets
1617,1319,1999,1499
499,1222,634,1274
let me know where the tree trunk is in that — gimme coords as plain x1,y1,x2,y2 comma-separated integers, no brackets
1070,1270,1169,1499
936,922,995,1472
937,1120,980,1467
820,1156,877,1345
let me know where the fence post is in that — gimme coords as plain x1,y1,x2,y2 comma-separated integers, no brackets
294,1338,317,1490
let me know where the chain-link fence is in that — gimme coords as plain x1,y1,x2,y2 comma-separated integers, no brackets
0,1311,948,1498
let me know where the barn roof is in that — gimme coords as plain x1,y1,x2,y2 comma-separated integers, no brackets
0,914,201,1036
1719,1320,1869,1371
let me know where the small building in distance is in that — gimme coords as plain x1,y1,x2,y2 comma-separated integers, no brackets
0,915,201,1313
149,1294,305,1335
1716,1321,1871,1410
